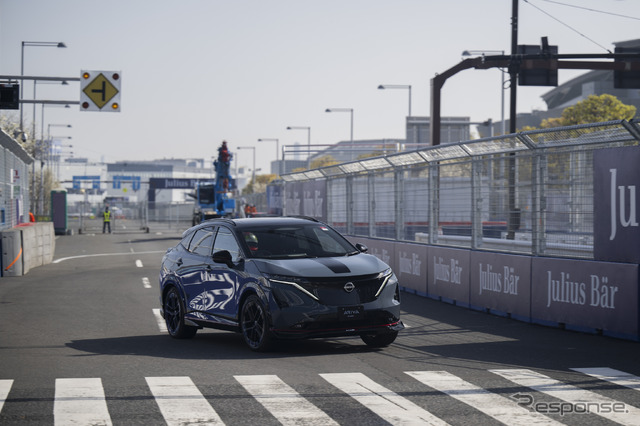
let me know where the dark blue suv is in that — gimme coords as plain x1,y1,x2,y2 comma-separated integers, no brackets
159,217,403,351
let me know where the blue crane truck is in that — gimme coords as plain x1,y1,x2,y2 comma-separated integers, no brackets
191,141,236,225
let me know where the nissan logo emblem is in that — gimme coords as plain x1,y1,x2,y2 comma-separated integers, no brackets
344,282,355,293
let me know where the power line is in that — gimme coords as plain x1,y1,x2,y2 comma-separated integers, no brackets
524,0,614,53
536,0,640,21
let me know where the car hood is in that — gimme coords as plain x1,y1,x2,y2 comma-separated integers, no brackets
251,253,389,278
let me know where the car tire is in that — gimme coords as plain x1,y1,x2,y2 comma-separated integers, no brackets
361,331,398,348
164,287,197,339
241,294,272,352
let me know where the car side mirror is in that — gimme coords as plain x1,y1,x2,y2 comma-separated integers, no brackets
212,250,234,267
355,243,368,253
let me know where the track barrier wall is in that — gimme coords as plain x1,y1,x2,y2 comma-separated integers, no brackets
278,120,640,340
1,222,55,277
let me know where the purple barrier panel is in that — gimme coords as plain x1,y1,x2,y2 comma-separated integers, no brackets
396,242,428,295
470,251,532,320
594,146,640,263
532,257,639,339
427,246,470,306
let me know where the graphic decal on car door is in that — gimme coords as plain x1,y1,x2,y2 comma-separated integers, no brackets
189,272,239,316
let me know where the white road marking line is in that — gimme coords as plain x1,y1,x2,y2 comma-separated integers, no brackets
153,309,167,332
572,367,640,392
135,259,143,268
491,368,640,426
320,372,448,425
54,378,112,426
0,380,13,414
142,277,152,289
235,374,338,425
146,376,223,426
406,370,560,425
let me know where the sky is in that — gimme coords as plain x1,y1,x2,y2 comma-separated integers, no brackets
1,0,639,175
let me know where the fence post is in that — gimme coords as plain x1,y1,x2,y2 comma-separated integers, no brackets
346,175,353,235
531,149,547,256
368,174,375,237
395,170,404,241
429,164,439,245
471,158,483,249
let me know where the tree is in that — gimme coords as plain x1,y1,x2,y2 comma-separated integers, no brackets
242,174,278,195
539,94,636,128
310,155,338,169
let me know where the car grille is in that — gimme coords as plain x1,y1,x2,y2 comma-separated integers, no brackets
298,273,385,305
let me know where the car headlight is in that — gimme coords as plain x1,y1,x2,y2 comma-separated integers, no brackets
375,268,395,298
265,274,319,302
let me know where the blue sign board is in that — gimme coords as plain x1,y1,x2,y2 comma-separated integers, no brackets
113,175,141,191
73,175,101,190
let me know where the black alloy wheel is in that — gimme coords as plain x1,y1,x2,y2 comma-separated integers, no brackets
241,294,272,351
164,287,197,339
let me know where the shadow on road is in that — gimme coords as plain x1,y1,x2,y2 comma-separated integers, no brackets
65,331,381,360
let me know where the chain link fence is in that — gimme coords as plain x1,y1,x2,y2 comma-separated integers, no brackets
280,120,640,260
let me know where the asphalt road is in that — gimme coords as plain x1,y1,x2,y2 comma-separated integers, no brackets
0,224,639,425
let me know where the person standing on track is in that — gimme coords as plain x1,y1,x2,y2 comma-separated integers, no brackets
103,206,112,234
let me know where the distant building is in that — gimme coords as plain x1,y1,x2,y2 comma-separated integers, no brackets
406,116,472,145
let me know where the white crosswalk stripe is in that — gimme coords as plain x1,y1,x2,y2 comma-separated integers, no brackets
54,378,112,426
320,372,449,425
491,368,640,426
572,367,640,391
406,370,562,425
235,374,338,425
0,380,13,414
146,376,224,426
1,369,639,425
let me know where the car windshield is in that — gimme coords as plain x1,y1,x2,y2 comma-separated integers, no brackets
242,224,357,259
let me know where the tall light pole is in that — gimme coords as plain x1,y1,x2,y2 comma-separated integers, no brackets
20,41,67,132
461,50,506,136
325,108,354,160
377,84,412,117
34,80,69,144
258,138,280,175
237,146,256,193
286,126,311,168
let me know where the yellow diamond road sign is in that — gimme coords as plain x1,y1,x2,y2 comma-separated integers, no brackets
80,70,121,112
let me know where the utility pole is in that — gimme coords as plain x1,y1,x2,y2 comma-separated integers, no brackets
507,0,519,240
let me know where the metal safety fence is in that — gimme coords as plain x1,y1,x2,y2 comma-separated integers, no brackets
68,201,196,234
279,120,640,259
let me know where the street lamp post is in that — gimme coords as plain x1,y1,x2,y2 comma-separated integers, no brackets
20,41,67,132
461,50,506,136
325,108,354,160
33,80,69,144
257,138,280,175
237,146,256,193
377,84,412,117
286,126,311,168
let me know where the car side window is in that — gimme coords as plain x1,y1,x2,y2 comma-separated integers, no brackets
189,227,215,256
213,228,241,262
179,232,194,249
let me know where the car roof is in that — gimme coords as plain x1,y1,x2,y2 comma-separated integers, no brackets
201,216,322,230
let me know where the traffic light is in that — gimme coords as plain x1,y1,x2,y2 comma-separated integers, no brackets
614,47,640,89
0,83,20,110
517,43,558,87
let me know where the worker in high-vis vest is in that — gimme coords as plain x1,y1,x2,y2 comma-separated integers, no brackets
103,206,112,234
